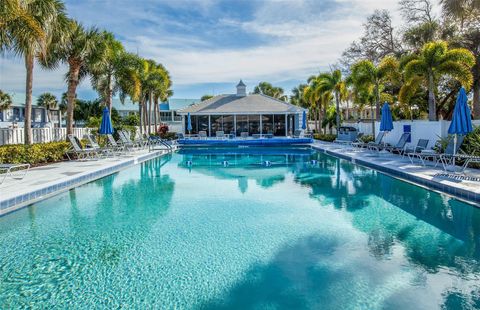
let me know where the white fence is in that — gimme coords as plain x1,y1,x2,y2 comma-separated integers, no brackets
0,128,95,145
344,120,480,149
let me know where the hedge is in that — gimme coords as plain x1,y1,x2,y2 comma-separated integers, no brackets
0,141,70,165
313,133,336,142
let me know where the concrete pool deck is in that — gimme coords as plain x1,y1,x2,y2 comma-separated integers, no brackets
0,150,169,216
312,141,480,206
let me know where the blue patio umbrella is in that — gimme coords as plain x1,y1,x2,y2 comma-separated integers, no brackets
302,110,307,130
379,102,393,132
448,87,473,166
99,107,113,135
187,112,192,133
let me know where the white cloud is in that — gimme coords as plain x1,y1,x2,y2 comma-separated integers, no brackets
0,0,442,98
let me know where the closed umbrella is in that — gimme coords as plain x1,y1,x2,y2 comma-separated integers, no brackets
379,102,393,132
448,87,473,169
302,110,307,130
187,112,192,134
99,107,113,135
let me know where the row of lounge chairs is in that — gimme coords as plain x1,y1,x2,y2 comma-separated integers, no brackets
66,130,171,161
344,131,479,173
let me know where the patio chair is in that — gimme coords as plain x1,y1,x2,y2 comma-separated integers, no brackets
66,134,99,160
106,134,127,154
352,131,384,149
403,139,429,160
266,131,274,139
383,133,411,154
367,131,390,151
199,131,207,139
216,131,225,139
240,132,249,139
410,136,465,168
176,133,185,140
118,131,136,150
0,164,30,185
293,130,302,138
85,134,114,157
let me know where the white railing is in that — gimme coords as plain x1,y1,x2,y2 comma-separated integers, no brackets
0,128,95,145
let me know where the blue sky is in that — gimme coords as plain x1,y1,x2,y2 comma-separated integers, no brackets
0,0,408,100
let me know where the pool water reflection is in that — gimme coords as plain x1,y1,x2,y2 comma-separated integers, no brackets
0,147,479,309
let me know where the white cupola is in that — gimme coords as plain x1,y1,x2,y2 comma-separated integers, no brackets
236,80,246,97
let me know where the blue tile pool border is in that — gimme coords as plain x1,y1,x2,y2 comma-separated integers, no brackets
0,151,165,216
311,144,480,206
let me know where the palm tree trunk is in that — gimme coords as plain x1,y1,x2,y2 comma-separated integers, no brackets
143,101,148,134
107,73,113,116
428,73,436,121
318,107,322,134
24,53,34,144
371,102,376,137
314,107,318,132
473,75,480,120
154,97,158,133
138,102,143,135
66,62,80,136
374,84,380,121
335,91,341,130
322,105,327,135
148,92,153,134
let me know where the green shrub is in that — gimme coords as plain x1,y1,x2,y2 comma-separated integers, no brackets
360,135,374,143
313,133,336,142
0,142,70,165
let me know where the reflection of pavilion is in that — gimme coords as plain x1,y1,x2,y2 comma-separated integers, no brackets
178,81,308,137
178,148,319,193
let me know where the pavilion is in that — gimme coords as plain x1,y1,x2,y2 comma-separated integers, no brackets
178,81,307,137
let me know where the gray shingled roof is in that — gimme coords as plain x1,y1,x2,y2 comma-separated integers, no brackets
178,94,305,114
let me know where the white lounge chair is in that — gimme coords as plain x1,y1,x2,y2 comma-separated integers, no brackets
0,164,30,184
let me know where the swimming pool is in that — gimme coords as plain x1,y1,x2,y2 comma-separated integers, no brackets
0,147,479,309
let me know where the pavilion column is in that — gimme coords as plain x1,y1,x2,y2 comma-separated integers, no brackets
208,115,211,137
260,114,262,136
234,114,237,136
285,113,288,136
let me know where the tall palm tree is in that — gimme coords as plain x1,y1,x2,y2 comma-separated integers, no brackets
0,0,65,144
315,70,347,130
117,53,144,132
42,20,106,135
90,31,125,113
402,41,475,121
37,92,58,126
303,83,319,132
0,90,13,112
290,84,308,108
349,56,399,122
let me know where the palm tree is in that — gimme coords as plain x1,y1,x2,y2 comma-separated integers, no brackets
402,41,475,121
315,70,347,130
201,95,213,101
253,82,287,101
303,83,319,132
0,90,13,112
290,84,308,108
37,92,58,126
349,56,399,122
42,20,105,135
90,31,125,113
0,0,65,144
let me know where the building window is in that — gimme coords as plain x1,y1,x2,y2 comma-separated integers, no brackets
33,108,44,123
222,115,234,134
211,115,223,134
273,115,285,136
249,115,260,135
262,115,273,134
236,115,248,136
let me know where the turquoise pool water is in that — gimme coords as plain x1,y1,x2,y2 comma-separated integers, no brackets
0,147,479,309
